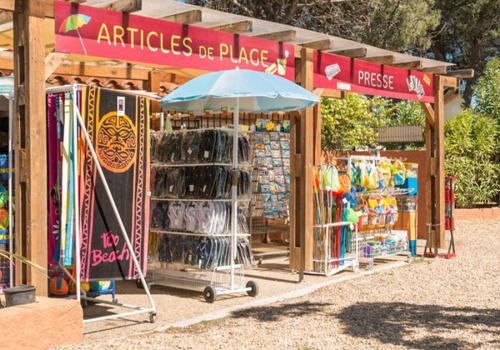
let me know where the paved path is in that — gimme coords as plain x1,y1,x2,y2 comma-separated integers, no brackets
61,220,500,350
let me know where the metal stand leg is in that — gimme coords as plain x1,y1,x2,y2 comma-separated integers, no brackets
75,104,157,324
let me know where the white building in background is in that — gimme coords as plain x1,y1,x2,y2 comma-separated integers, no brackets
444,89,463,121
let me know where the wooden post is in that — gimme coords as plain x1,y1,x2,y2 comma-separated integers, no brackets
294,47,314,278
422,75,446,250
313,104,322,166
433,76,446,248
13,0,48,296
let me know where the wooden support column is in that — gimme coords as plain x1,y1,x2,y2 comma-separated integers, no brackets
422,75,446,250
293,47,314,279
13,0,48,296
433,76,446,248
313,104,322,166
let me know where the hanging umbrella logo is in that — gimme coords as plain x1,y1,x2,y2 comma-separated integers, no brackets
59,14,91,55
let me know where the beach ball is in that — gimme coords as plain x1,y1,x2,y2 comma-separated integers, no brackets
50,276,69,296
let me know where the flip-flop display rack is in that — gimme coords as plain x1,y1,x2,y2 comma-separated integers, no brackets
148,126,258,302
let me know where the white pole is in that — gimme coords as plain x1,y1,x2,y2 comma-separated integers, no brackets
72,86,81,302
230,97,239,289
75,107,156,314
8,93,14,287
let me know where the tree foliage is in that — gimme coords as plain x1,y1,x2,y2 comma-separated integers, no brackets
321,96,426,151
444,110,500,207
430,0,500,105
386,101,426,127
190,0,440,52
473,57,500,126
191,0,499,107
321,94,387,151
305,0,440,52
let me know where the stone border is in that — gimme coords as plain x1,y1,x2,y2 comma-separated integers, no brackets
454,208,500,220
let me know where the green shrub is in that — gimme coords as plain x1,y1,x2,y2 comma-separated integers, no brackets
445,110,500,207
321,94,388,151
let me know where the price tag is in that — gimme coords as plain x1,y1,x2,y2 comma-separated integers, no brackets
117,96,125,117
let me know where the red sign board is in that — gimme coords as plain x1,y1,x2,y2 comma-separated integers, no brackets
314,51,434,102
55,1,295,80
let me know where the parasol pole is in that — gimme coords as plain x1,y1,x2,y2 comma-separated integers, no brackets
230,97,239,289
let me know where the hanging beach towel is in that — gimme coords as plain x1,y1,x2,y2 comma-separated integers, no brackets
79,86,151,281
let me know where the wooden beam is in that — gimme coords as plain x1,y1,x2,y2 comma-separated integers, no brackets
446,68,474,79
421,102,435,129
363,54,395,65
313,88,341,98
106,0,141,12
54,62,151,80
421,66,448,74
256,30,296,42
13,0,48,296
0,0,14,12
300,38,332,51
45,52,68,80
0,10,12,24
328,47,367,58
163,9,202,24
207,20,252,33
392,59,423,69
440,75,459,89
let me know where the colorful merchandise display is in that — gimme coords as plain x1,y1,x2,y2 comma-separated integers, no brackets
311,154,415,274
311,164,359,276
251,119,290,220
0,156,12,290
47,86,152,283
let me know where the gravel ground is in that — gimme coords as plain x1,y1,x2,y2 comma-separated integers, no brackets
61,220,500,350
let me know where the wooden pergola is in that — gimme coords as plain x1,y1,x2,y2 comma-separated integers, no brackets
1,0,460,295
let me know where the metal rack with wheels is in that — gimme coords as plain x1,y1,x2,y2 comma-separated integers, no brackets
147,126,258,303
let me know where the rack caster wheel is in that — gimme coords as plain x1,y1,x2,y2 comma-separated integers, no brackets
203,286,217,303
149,313,156,323
352,262,359,272
80,299,88,309
246,281,258,297
112,297,119,304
